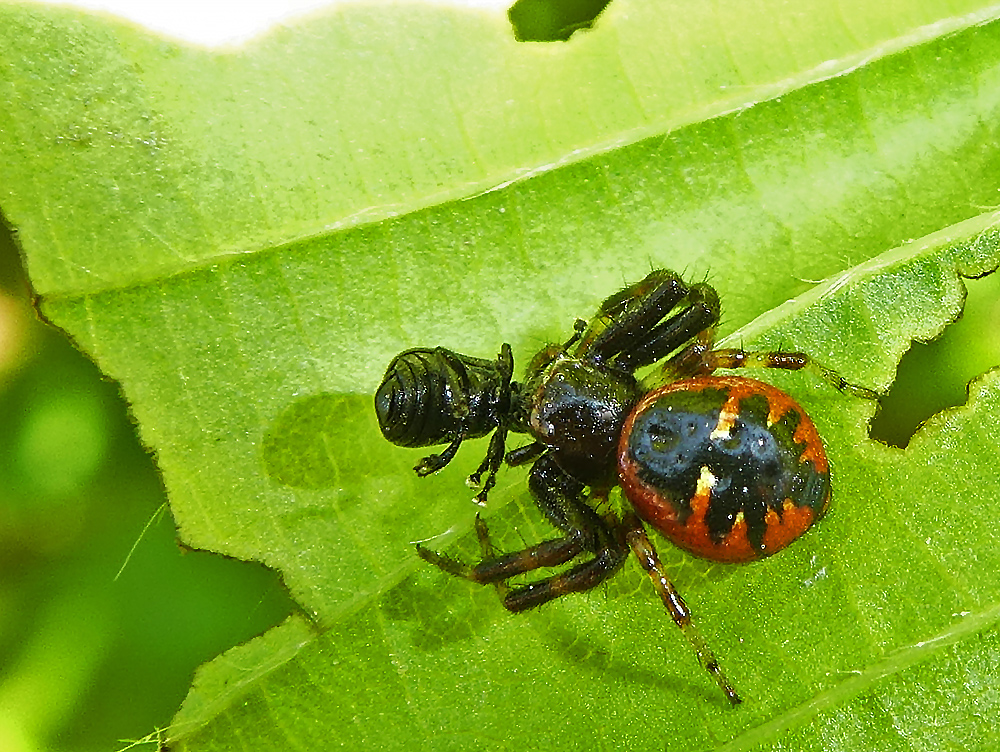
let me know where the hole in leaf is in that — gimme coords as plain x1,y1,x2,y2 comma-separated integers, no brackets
508,0,613,42
869,271,1000,448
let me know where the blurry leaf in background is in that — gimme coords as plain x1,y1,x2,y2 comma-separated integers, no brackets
0,220,294,752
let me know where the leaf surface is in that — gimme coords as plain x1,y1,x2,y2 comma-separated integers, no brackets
2,1,1000,750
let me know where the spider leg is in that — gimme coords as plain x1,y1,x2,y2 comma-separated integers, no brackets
501,540,628,612
505,441,546,468
495,454,629,611
414,454,591,587
579,270,721,374
471,514,512,600
415,513,554,602
610,283,720,373
621,511,742,706
416,454,629,613
702,348,880,399
582,270,688,362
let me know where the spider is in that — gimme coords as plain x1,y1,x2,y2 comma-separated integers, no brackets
375,269,877,705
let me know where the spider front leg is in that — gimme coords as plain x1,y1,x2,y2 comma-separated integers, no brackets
577,270,723,374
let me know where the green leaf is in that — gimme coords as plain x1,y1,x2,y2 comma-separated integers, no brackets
2,1,1000,750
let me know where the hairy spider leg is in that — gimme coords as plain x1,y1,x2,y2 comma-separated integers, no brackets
700,348,880,400
582,271,689,363
610,283,721,373
579,269,690,360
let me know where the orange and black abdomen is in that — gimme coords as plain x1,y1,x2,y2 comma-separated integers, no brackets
618,375,830,563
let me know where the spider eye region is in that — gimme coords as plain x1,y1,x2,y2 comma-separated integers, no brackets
618,375,830,563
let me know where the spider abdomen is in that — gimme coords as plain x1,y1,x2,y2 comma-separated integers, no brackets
618,375,830,563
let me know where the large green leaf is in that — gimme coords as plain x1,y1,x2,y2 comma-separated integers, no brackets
2,1,1000,749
